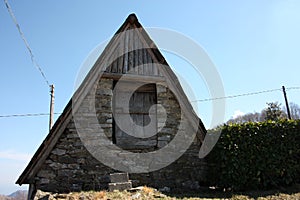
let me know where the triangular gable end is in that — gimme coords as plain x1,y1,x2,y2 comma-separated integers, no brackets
16,13,206,186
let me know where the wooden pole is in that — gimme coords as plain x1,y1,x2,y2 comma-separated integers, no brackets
49,84,55,131
282,86,291,120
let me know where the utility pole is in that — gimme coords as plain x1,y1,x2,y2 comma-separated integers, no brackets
49,84,55,131
282,86,291,120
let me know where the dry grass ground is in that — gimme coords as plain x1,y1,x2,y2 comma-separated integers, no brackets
35,184,300,200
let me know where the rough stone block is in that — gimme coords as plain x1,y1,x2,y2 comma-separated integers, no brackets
106,118,113,123
157,140,168,148
158,135,171,141
110,173,129,183
37,170,56,179
108,182,132,191
51,148,66,156
39,178,50,184
96,88,112,96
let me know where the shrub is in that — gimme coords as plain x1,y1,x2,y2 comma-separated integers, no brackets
207,119,300,190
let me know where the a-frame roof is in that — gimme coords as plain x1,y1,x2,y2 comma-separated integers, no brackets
16,13,206,185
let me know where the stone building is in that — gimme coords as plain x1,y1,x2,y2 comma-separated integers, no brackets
16,14,207,199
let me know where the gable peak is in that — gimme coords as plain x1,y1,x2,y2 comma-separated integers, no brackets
127,13,138,24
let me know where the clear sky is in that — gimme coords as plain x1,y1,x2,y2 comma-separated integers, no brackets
1,0,300,195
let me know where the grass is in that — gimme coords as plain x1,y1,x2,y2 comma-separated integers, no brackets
37,184,300,200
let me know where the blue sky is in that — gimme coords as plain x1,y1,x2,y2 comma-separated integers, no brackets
1,0,300,195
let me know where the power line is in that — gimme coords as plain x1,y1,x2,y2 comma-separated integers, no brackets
191,88,281,102
0,86,299,118
286,86,300,91
0,113,61,118
190,86,300,103
4,0,50,87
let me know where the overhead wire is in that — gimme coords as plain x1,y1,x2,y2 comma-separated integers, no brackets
286,86,300,91
0,113,61,118
3,0,50,87
0,86,299,118
190,86,300,102
190,88,283,103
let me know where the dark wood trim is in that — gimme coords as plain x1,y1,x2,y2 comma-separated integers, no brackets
28,183,36,200
101,72,165,83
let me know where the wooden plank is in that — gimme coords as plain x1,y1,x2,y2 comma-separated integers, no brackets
157,63,163,76
128,28,134,73
144,114,157,136
113,91,130,113
117,38,124,74
131,114,144,139
104,53,113,73
133,114,143,126
146,51,155,75
111,59,118,73
109,43,121,73
142,92,151,113
153,60,159,76
143,49,148,75
101,72,165,83
128,52,134,73
135,32,143,75
115,124,123,138
149,57,154,75
123,30,129,73
143,91,157,112
130,92,144,113
114,82,156,93
138,49,143,75
104,62,110,73
133,30,139,75
143,54,149,76
115,114,134,135
137,84,156,93
143,114,150,126
136,28,158,75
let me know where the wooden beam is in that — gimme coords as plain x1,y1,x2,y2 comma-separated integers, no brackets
101,72,165,83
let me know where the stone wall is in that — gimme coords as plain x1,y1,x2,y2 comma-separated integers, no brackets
33,78,208,193
156,84,181,149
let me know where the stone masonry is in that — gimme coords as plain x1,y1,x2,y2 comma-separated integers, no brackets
33,78,208,193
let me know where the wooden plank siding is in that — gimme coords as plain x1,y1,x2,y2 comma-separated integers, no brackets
104,24,160,77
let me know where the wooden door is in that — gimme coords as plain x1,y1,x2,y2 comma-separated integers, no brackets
113,82,157,151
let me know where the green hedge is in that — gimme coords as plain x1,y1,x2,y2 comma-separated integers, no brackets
207,120,300,190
